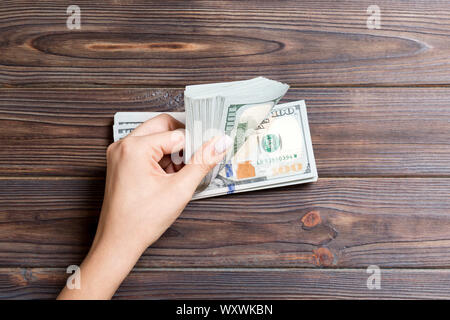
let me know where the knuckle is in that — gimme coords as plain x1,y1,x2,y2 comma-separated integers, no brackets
158,113,171,120
106,142,116,158
155,113,171,124
118,138,136,157
156,113,178,129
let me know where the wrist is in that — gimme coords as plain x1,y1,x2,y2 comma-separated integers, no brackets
84,236,143,297
58,236,143,300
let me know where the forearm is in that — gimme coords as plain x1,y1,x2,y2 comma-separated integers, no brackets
57,237,143,300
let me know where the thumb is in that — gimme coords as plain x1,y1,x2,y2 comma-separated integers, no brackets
175,135,233,195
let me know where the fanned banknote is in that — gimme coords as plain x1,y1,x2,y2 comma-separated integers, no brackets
184,77,289,190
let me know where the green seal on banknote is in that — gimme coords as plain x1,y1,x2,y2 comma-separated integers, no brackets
261,133,281,153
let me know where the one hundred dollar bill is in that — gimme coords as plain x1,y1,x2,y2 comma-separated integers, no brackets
192,100,317,199
113,112,186,141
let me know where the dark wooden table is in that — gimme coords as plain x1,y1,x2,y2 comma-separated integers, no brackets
1,0,449,299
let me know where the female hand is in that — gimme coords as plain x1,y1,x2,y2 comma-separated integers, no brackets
58,114,231,299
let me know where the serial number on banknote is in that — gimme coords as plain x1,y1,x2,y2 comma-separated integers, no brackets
256,153,299,165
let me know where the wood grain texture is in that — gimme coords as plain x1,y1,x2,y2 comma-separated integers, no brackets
1,178,449,268
1,0,450,87
1,0,449,300
2,267,450,299
1,87,449,177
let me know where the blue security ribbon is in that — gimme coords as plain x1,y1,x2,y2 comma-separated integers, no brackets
224,163,235,194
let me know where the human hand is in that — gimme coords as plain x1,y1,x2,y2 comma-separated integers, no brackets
58,114,232,299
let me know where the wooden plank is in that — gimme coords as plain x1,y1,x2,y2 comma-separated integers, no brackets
1,177,449,268
1,267,450,299
1,87,449,177
0,88,184,177
1,1,450,87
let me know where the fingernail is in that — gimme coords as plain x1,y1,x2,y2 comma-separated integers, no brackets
214,135,233,154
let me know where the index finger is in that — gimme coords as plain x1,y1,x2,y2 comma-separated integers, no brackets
129,113,185,137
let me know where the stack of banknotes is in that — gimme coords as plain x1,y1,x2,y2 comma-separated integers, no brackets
113,77,318,199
